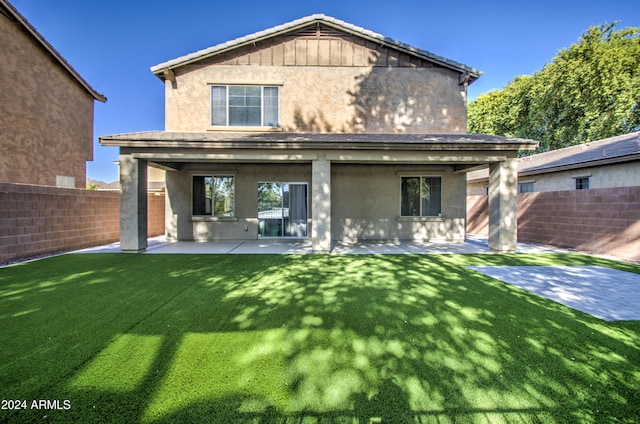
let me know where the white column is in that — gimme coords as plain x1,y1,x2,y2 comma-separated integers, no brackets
119,154,148,251
488,158,518,252
312,156,331,253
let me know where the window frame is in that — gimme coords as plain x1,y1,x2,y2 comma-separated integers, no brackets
518,182,535,193
399,175,443,217
575,177,590,190
210,84,280,128
192,175,236,218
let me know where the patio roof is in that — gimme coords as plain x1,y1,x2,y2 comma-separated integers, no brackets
100,131,538,152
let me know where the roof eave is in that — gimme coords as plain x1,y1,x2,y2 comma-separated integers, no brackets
519,153,640,177
99,134,537,152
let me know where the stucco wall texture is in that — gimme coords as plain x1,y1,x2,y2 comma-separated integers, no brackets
467,187,640,262
0,183,165,264
468,162,640,195
165,163,466,242
165,33,467,134
0,12,94,188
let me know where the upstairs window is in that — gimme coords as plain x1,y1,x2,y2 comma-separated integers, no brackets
401,176,442,217
211,85,279,127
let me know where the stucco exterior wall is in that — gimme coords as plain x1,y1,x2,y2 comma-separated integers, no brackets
165,49,467,134
332,164,466,241
519,162,640,192
166,164,312,241
165,162,466,242
0,12,94,188
468,161,640,195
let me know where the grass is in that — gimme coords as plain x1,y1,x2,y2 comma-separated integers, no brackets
1,252,639,423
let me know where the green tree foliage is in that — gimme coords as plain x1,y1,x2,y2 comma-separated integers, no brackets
468,23,640,152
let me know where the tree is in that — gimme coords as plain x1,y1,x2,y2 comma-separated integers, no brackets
468,23,640,153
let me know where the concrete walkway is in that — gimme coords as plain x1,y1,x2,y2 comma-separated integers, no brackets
74,234,563,255
469,265,640,321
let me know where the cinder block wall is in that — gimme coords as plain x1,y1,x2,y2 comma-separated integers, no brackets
466,187,640,262
466,195,489,237
0,183,165,264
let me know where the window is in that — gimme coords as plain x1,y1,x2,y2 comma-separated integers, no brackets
519,182,534,193
575,177,590,190
192,176,235,216
401,176,442,217
211,85,279,127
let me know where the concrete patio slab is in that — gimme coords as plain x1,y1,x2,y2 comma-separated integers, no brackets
72,234,565,255
469,265,640,321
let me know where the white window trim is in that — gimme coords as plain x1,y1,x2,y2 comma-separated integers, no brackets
209,84,281,128
571,172,592,179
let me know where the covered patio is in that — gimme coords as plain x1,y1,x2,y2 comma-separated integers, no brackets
100,132,538,254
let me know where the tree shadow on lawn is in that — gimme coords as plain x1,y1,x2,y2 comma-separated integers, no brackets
1,253,639,423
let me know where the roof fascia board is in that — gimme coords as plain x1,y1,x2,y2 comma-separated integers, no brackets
1,0,106,102
519,153,640,177
100,139,533,153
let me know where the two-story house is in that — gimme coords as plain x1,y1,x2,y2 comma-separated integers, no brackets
100,14,537,253
0,0,106,188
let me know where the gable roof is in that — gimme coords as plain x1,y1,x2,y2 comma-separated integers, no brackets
1,0,106,102
151,14,481,82
467,131,640,182
518,131,640,176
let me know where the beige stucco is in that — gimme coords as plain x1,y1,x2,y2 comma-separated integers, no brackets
468,161,640,194
0,9,96,188
165,33,468,134
332,164,466,241
520,162,640,192
163,161,466,243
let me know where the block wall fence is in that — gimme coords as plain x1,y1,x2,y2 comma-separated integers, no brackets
0,183,165,264
467,186,640,262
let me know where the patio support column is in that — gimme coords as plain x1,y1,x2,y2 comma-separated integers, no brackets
488,158,518,252
312,155,331,253
119,154,148,251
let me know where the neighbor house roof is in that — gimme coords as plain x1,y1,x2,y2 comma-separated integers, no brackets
150,14,482,83
1,0,106,102
467,131,640,182
100,131,537,151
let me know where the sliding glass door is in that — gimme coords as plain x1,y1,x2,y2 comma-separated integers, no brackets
258,183,308,238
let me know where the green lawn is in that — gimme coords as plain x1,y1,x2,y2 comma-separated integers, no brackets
1,253,639,423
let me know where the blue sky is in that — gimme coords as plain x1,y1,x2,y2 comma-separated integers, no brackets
10,0,640,183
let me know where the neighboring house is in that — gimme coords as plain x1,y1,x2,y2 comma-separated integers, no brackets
0,0,105,188
467,131,640,195
100,14,536,253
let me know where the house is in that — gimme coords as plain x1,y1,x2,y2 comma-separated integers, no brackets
100,14,537,253
467,131,640,194
0,0,106,188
